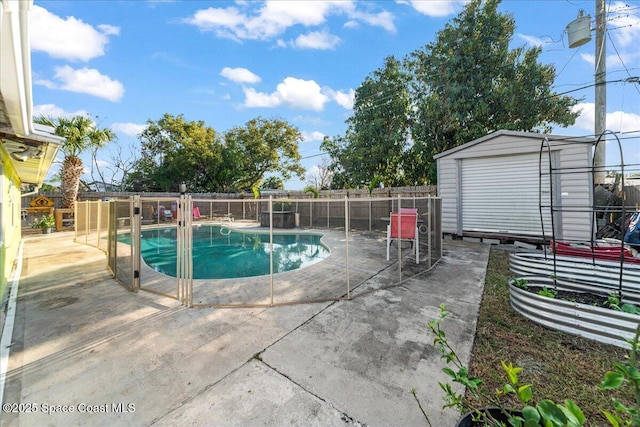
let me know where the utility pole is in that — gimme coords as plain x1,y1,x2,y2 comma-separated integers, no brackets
594,0,607,185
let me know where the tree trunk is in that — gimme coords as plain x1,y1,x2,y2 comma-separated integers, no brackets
61,156,84,209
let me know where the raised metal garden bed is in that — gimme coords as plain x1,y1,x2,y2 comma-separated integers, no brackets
509,277,640,348
509,252,640,304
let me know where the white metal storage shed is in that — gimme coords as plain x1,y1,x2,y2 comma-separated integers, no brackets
434,130,594,242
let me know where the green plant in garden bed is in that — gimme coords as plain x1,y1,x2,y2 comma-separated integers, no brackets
511,279,640,315
512,278,529,289
429,302,640,426
537,286,557,299
606,294,640,315
468,250,633,424
429,303,585,426
600,326,640,426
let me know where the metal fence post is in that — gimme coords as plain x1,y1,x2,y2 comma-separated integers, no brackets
269,195,274,306
345,196,350,299
84,200,90,245
397,194,402,282
95,201,101,248
177,195,183,304
132,195,141,292
74,202,79,242
428,198,432,268
176,193,193,306
186,195,193,307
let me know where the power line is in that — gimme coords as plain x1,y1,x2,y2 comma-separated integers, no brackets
607,30,640,96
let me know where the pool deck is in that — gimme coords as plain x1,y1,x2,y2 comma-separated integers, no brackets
135,221,441,307
1,230,490,426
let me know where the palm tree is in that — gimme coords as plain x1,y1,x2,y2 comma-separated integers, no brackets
35,115,116,208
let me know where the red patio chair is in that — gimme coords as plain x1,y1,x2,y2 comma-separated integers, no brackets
386,209,419,264
193,206,202,220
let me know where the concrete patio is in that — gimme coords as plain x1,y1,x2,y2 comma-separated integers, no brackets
0,231,489,426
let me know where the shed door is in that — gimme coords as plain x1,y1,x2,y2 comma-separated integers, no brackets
461,153,552,236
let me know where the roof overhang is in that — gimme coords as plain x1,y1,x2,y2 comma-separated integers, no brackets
0,0,63,186
433,130,596,160
0,124,62,185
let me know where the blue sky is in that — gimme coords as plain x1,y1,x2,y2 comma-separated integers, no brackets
30,0,640,190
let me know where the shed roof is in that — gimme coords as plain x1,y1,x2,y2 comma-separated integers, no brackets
433,130,594,160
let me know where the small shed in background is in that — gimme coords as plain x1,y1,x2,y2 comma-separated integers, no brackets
434,130,594,243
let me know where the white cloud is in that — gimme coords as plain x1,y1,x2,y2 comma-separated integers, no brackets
572,102,640,133
609,1,640,48
343,20,360,29
580,53,595,65
399,0,462,17
293,115,329,127
220,67,262,84
33,78,57,90
302,131,325,142
347,8,395,32
258,1,338,32
33,104,89,118
580,52,640,70
243,77,329,111
112,122,146,136
517,34,545,47
243,88,281,108
293,30,341,49
608,110,640,133
185,1,395,43
187,6,247,39
95,159,112,168
572,102,594,131
30,5,119,62
326,88,355,110
577,3,640,70
37,66,125,102
97,24,120,36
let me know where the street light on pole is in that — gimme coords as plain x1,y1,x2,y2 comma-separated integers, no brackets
567,1,607,185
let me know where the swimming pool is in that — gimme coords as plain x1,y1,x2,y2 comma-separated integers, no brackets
122,225,329,279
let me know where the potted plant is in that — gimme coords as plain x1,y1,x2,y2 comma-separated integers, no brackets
31,214,56,234
428,303,640,426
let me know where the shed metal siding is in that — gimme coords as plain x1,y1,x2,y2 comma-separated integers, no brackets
436,131,593,241
552,144,593,241
437,156,459,235
460,153,552,236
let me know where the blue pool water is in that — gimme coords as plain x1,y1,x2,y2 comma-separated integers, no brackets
121,225,329,279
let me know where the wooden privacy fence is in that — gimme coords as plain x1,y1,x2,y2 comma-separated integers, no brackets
23,186,437,208
625,185,640,208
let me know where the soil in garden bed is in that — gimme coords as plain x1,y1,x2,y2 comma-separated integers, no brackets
525,286,612,307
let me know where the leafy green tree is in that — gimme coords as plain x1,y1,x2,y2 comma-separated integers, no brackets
260,176,284,190
405,0,578,183
322,56,411,188
34,115,115,208
124,114,305,193
325,0,579,188
124,114,227,192
224,117,305,193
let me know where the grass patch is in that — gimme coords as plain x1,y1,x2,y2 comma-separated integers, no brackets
465,248,634,424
